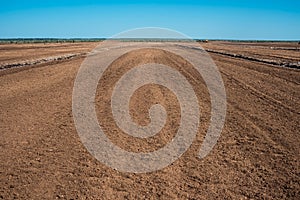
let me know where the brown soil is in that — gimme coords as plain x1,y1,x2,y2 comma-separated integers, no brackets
0,42,96,66
201,41,300,64
0,41,299,199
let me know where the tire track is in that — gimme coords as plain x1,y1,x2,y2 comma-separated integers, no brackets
226,99,288,153
210,53,300,85
221,70,299,115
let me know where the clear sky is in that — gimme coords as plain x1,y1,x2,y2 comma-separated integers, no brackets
0,0,299,40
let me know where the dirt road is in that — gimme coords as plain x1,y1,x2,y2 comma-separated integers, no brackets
0,41,299,199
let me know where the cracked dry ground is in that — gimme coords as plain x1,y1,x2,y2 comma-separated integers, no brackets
0,42,299,199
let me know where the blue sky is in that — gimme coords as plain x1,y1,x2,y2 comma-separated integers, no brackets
0,0,299,40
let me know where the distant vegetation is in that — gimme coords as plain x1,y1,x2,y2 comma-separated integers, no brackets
0,38,105,44
0,38,298,44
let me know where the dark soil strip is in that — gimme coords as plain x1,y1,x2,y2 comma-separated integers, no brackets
0,53,86,71
206,49,300,70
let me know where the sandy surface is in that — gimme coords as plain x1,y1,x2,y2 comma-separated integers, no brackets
0,41,299,199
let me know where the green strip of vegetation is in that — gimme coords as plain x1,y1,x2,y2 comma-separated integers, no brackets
0,38,298,44
0,38,105,44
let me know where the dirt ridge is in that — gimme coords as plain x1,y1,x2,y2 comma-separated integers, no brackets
206,49,300,69
0,53,86,71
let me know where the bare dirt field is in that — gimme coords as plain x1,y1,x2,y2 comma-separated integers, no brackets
0,41,299,199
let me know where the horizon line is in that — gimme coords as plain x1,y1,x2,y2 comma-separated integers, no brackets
0,38,299,42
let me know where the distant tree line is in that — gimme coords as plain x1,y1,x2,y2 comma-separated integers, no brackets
0,38,105,44
0,38,298,44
